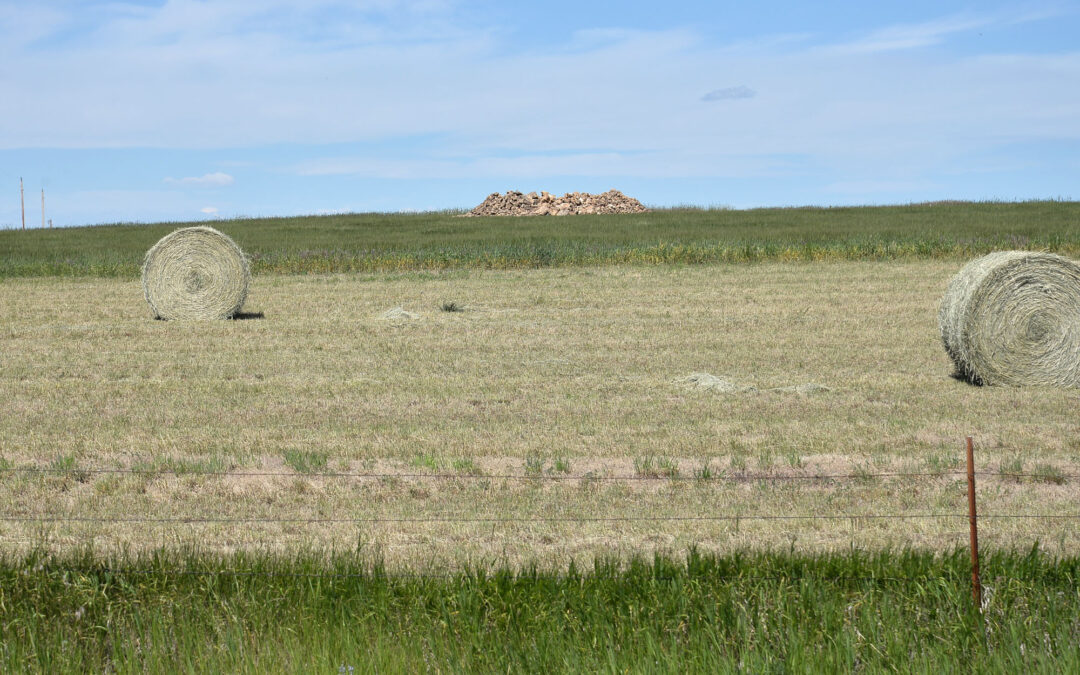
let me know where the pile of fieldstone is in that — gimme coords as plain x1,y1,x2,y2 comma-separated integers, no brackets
461,189,648,216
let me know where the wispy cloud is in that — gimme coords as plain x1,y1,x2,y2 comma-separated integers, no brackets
7,3,1070,160
828,15,990,54
165,172,235,187
0,4,69,49
826,7,1071,54
1,1,1077,222
701,86,756,102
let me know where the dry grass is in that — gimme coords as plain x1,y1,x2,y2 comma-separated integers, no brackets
2,261,1079,567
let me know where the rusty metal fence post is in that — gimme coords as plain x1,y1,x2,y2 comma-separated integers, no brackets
966,436,982,613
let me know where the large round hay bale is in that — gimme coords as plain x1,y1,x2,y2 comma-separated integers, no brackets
142,226,250,320
939,251,1080,386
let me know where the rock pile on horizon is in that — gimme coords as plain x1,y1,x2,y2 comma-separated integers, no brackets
461,189,648,217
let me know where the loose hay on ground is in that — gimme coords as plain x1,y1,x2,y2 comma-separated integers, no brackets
939,251,1080,386
379,307,421,321
141,226,250,320
681,373,758,393
679,373,830,395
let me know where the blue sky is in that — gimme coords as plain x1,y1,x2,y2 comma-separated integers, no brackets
1,0,1079,227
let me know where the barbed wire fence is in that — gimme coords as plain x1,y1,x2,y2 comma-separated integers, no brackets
2,466,1078,481
2,437,1078,612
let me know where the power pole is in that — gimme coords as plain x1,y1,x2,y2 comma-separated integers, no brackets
41,189,45,229
20,177,25,230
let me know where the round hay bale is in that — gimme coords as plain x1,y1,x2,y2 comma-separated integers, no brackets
142,226,250,320
939,251,1080,386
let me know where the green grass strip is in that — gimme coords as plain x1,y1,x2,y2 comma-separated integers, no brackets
2,201,1080,278
2,546,1077,672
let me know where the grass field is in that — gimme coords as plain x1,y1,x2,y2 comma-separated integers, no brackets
1,200,1079,276
4,205,1080,669
2,261,1078,565
3,547,1078,672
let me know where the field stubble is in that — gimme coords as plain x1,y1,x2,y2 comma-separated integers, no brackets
2,261,1079,567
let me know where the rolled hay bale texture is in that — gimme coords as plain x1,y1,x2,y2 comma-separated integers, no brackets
142,226,250,320
939,251,1080,386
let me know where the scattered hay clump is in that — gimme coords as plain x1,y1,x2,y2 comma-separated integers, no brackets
379,307,421,321
680,373,831,395
141,226,250,320
939,251,1080,386
681,373,758,394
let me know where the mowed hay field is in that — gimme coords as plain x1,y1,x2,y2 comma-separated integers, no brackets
3,260,1079,567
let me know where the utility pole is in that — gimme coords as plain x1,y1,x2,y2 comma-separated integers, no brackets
20,177,25,230
41,188,45,229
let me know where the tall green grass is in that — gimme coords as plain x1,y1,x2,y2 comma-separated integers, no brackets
2,201,1079,277
3,547,1077,671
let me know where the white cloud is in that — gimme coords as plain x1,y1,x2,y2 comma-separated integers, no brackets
1,2,1078,194
200,206,219,215
165,172,235,187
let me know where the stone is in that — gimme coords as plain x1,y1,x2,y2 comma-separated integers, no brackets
460,189,648,217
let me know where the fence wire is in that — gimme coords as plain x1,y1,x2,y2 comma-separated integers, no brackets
2,465,1076,525
19,566,968,584
2,455,1076,587
2,513,1078,525
2,466,1076,481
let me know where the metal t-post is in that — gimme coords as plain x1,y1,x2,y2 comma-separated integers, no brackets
966,436,982,612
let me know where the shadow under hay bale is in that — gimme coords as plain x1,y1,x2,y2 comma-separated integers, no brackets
142,226,250,320
939,251,1080,387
